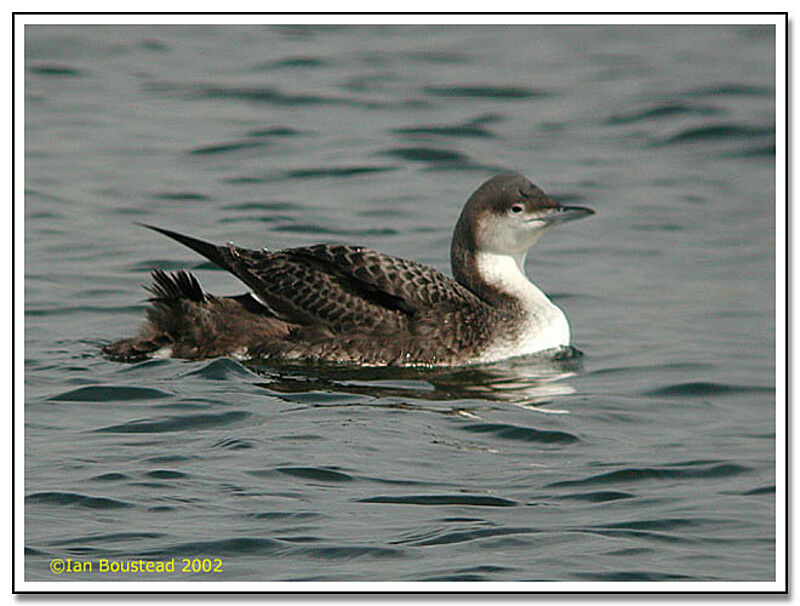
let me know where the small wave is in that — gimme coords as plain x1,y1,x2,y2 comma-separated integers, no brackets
194,85,332,106
218,215,293,226
246,126,305,138
555,490,635,503
90,472,130,482
243,511,320,521
187,140,267,156
421,573,495,581
684,83,772,97
605,102,719,125
95,410,251,433
153,191,209,201
284,166,396,180
459,422,579,445
546,462,749,488
743,485,775,495
424,85,548,99
53,532,165,546
360,475,446,487
379,146,495,171
139,38,169,52
25,547,48,556
358,495,517,507
405,50,471,65
630,223,683,232
725,143,776,158
606,547,655,557
644,381,774,397
211,437,255,450
247,466,354,483
26,492,132,509
420,565,515,581
145,470,187,480
47,385,172,402
223,176,269,185
572,571,697,581
144,455,193,463
391,115,500,139
182,359,252,381
28,63,83,77
253,56,330,70
382,146,469,164
655,124,773,146
599,517,704,532
222,201,297,211
587,362,714,377
276,467,353,482
300,546,405,560
403,526,535,547
190,85,383,109
141,537,288,558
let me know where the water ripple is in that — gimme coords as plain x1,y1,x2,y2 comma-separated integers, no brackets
248,466,354,483
245,126,305,138
26,492,133,509
405,526,536,547
187,140,267,156
90,472,130,482
605,102,720,124
52,532,165,545
95,410,251,433
254,56,331,70
185,84,388,109
655,124,773,146
459,422,579,444
684,83,772,97
573,571,697,581
547,462,750,488
644,381,774,397
284,166,396,180
211,437,256,450
145,470,187,480
358,495,517,507
423,85,549,99
28,63,83,77
301,546,405,560
47,385,172,402
391,114,500,139
153,191,209,201
382,146,470,164
555,491,635,503
182,359,252,381
142,537,288,558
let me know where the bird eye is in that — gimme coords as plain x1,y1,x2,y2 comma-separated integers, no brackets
511,204,524,214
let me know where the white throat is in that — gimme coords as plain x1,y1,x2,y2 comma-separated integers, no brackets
474,251,571,361
474,251,545,303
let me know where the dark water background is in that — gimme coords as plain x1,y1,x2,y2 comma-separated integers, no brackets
24,24,777,583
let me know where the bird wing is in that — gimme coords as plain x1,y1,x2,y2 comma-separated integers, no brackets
142,226,482,333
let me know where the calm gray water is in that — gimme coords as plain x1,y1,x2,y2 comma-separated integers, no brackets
24,24,777,583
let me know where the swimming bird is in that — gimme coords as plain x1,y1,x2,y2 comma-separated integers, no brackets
103,174,593,366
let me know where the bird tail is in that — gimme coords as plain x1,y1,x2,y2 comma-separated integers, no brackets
137,223,229,270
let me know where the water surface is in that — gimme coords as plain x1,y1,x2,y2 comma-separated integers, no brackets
24,24,777,583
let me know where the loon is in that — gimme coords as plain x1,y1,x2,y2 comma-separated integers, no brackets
103,174,593,367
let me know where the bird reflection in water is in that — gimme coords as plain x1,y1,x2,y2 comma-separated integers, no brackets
247,346,583,416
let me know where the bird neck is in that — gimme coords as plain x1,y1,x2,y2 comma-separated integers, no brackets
451,233,541,308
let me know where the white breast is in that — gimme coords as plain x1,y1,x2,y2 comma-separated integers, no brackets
473,252,570,363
